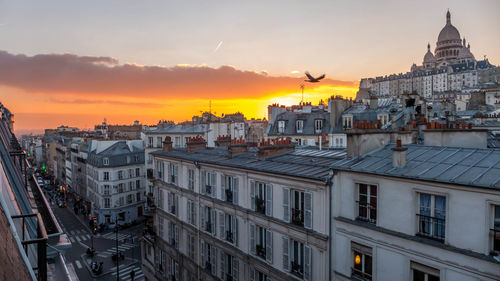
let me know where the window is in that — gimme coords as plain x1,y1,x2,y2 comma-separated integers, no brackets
278,120,285,133
220,252,239,281
103,157,109,166
118,170,123,180
158,249,165,273
283,237,311,280
377,114,389,126
104,198,110,208
168,222,179,249
168,192,178,215
201,205,216,235
221,175,239,205
187,200,197,226
136,179,140,189
200,240,217,276
343,116,353,129
351,242,372,280
136,192,140,202
491,205,500,253
219,212,238,245
126,194,133,204
170,163,178,185
357,183,377,224
250,269,270,281
156,136,163,148
250,181,272,216
296,120,304,133
417,193,446,241
103,172,109,181
188,169,195,190
314,119,323,133
129,181,134,191
135,168,140,177
411,262,440,281
283,188,312,229
187,232,196,260
134,154,139,162
103,185,110,195
169,259,179,281
202,171,216,197
118,183,124,193
250,224,272,263
156,161,164,180
129,169,133,178
148,137,153,148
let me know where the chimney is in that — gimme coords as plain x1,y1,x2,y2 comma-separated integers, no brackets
392,139,407,168
215,135,231,147
228,137,248,158
162,136,173,152
257,137,294,159
186,135,207,153
369,95,378,110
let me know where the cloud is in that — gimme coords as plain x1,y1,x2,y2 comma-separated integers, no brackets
0,50,357,99
213,41,223,53
48,97,164,107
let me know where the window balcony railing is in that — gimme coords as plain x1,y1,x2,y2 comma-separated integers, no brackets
170,205,176,215
204,222,212,233
416,214,445,241
351,267,372,281
291,261,304,278
256,244,266,259
255,197,266,214
291,208,304,227
226,274,233,281
205,185,212,195
204,261,211,271
225,189,233,203
356,201,377,224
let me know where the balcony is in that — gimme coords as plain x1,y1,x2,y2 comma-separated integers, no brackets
256,244,266,259
291,261,304,278
204,185,212,195
170,205,176,215
255,197,266,214
225,189,233,203
291,208,304,227
417,214,445,242
226,274,233,281
225,231,234,243
204,222,212,233
204,261,212,271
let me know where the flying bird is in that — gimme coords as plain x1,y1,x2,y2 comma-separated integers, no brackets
304,71,325,83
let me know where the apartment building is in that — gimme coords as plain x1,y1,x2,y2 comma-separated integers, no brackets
86,140,146,225
141,137,346,281
331,142,500,281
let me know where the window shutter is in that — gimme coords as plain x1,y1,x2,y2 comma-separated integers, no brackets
211,209,216,235
219,212,226,240
232,216,238,246
167,221,172,242
211,247,217,276
233,177,239,205
266,229,273,263
167,163,171,183
175,195,179,216
221,174,226,201
211,172,217,198
283,187,290,222
265,184,273,216
200,240,206,265
174,225,179,248
233,258,239,281
249,268,255,281
250,181,256,210
304,245,311,281
174,165,178,184
167,192,172,212
304,192,312,229
249,223,256,255
282,236,289,271
192,203,197,227
174,262,179,280
201,171,206,195
201,205,206,230
187,201,192,223
220,251,225,279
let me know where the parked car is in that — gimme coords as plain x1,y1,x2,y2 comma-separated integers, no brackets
37,178,44,187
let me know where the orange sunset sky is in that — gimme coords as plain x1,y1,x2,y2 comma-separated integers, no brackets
0,1,498,134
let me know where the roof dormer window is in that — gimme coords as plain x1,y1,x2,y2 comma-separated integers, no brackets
103,158,109,166
278,120,285,134
314,119,323,133
296,120,304,134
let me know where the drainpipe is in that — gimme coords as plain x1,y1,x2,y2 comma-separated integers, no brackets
194,160,201,280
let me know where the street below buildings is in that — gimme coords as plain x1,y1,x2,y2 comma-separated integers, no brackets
49,190,144,281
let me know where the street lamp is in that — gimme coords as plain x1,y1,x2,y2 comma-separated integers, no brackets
114,217,124,281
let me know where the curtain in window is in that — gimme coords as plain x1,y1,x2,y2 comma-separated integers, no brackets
419,194,431,235
434,196,446,238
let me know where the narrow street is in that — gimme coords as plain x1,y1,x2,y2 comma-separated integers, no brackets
50,195,144,281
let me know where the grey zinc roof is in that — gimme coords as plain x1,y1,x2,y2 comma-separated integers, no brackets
332,144,500,189
147,124,208,134
152,147,346,181
267,110,330,136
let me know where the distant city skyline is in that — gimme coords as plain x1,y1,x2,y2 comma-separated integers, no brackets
0,0,498,133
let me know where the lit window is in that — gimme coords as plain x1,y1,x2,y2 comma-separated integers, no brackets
351,242,372,280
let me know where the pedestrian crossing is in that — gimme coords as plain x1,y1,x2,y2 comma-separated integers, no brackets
96,243,136,258
67,229,92,242
101,232,137,242
111,264,144,281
